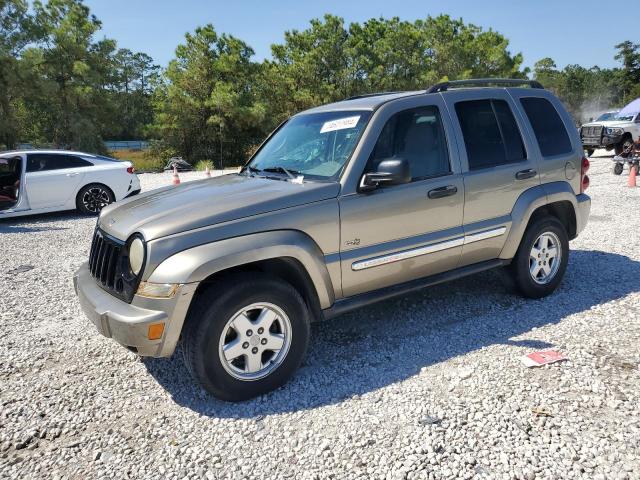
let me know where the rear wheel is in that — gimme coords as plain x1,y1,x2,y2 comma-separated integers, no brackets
506,217,569,299
585,148,595,157
613,163,624,175
182,272,310,401
76,183,114,215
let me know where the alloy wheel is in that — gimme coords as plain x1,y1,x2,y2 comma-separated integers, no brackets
529,232,562,285
218,302,292,381
82,187,111,213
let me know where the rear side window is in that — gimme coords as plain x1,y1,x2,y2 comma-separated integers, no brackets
27,154,93,172
520,97,572,157
455,99,526,170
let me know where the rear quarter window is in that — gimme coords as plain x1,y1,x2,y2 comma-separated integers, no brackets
520,97,573,157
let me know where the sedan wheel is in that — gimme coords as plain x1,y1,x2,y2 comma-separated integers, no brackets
77,184,114,215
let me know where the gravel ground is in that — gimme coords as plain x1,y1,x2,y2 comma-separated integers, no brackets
1,155,639,480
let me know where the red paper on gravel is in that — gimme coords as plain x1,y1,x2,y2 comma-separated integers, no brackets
521,350,567,368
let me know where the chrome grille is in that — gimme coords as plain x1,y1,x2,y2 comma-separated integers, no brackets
581,125,603,138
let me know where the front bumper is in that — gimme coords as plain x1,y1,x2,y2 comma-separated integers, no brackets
581,134,622,148
73,263,198,357
575,193,591,237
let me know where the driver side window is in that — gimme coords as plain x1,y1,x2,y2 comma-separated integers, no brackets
367,106,451,181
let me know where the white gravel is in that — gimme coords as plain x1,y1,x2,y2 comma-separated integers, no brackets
1,155,639,480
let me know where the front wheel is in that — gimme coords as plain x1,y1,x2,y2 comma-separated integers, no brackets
76,183,115,215
182,273,310,401
615,137,634,155
506,217,569,299
613,163,624,175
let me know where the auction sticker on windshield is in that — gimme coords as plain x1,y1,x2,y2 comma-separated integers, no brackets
320,115,361,133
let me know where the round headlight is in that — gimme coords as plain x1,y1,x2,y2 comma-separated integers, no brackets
129,237,145,276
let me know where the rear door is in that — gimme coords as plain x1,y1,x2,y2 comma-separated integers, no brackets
443,89,541,266
25,153,90,208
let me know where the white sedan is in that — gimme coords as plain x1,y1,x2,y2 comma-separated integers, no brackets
0,150,141,218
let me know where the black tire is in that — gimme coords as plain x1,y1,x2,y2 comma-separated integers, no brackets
585,149,595,157
505,216,569,299
613,163,624,175
614,137,634,155
76,183,115,215
182,272,310,401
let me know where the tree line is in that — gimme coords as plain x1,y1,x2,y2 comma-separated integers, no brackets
2,0,639,167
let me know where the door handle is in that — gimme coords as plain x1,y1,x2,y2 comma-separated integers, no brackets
428,185,458,199
515,169,537,180
65,173,79,177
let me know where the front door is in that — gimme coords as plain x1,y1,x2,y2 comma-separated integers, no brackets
339,98,465,298
25,153,87,209
442,90,542,266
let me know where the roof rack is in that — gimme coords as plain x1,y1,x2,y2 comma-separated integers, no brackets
426,78,544,93
347,91,404,100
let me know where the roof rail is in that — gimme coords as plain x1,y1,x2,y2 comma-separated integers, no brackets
426,78,544,93
347,91,404,100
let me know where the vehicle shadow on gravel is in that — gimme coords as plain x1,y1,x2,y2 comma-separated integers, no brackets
0,211,86,233
144,249,640,417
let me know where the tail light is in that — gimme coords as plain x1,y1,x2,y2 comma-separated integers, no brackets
580,157,590,192
126,166,135,174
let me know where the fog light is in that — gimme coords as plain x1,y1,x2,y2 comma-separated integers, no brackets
148,323,165,340
136,282,179,298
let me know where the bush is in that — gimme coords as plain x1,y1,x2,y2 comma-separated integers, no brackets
194,159,214,171
148,139,178,164
108,149,165,172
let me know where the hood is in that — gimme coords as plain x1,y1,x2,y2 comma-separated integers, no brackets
98,174,340,241
582,120,631,128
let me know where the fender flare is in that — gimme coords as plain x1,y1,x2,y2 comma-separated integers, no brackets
500,182,579,259
147,230,336,309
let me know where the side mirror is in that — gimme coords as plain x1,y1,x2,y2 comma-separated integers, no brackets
359,158,411,192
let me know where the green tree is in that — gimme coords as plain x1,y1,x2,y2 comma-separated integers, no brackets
152,25,265,167
614,41,640,104
29,0,109,151
0,0,33,148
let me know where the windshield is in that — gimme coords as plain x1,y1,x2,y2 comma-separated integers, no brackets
247,110,372,180
613,113,636,122
596,112,618,121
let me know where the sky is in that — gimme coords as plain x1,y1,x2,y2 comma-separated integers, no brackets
84,0,639,71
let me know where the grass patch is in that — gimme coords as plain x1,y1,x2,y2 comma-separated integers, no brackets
194,159,214,171
108,149,165,172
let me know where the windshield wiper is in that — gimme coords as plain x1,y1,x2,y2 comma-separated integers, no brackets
242,165,261,176
261,166,301,179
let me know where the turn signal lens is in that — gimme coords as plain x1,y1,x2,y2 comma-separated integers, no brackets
137,282,179,298
582,175,590,191
126,166,135,174
147,323,165,340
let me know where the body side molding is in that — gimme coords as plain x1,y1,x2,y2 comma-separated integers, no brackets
351,227,506,271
